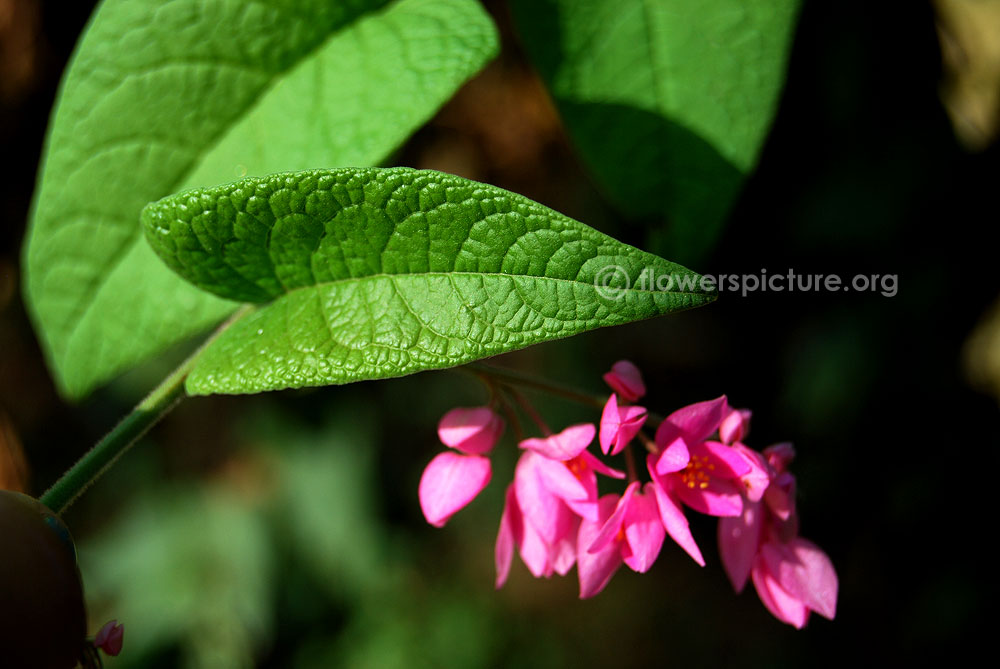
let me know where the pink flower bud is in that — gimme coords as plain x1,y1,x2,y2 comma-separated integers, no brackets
764,442,796,472
602,360,646,402
719,408,752,444
95,619,124,656
437,407,504,455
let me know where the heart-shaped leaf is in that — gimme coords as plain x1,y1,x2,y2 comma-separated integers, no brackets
142,168,715,395
22,0,498,399
511,0,800,263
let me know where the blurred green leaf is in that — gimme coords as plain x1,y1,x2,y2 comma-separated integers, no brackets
255,409,389,598
81,488,273,669
22,0,499,399
141,167,715,395
511,0,800,263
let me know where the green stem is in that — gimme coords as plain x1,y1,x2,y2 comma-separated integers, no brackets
40,306,252,515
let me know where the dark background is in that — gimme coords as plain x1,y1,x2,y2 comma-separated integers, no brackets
1,1,996,666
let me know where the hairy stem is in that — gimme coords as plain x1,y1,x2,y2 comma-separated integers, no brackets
40,307,252,515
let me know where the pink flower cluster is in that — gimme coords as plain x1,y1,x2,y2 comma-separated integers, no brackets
418,361,837,627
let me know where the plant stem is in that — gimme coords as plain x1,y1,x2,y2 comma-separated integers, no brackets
466,362,665,424
466,362,607,409
40,306,252,515
508,387,551,436
624,445,639,483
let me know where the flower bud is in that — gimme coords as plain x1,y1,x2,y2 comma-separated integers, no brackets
602,360,646,402
437,407,504,455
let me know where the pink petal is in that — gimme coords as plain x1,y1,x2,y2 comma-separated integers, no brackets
599,398,648,456
520,423,595,461
718,498,762,593
752,556,809,628
94,620,124,656
719,408,752,445
764,471,796,521
577,495,625,598
564,498,600,524
534,456,591,504
561,456,602,522
696,441,752,479
419,452,492,527
599,394,620,455
622,483,666,573
608,406,647,456
519,519,553,578
588,482,637,554
603,360,645,402
514,452,574,544
764,442,796,472
654,396,728,449
648,455,705,566
654,436,691,475
552,519,581,576
438,407,504,455
733,444,771,503
495,485,523,589
763,538,838,621
674,476,744,517
580,450,626,479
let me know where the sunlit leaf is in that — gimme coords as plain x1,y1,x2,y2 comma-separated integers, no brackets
23,0,498,399
141,167,715,395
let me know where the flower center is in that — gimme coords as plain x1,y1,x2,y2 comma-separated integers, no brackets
565,455,588,481
679,454,715,490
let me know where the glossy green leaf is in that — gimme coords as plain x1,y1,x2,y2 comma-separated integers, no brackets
141,168,715,395
22,0,498,399
511,0,799,263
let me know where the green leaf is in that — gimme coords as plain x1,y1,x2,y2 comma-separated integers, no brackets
22,0,498,399
141,167,715,395
510,0,799,263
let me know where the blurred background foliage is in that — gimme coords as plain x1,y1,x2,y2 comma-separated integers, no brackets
1,0,998,666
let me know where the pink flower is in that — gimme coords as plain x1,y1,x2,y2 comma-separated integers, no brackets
751,537,838,628
518,424,624,522
94,619,124,656
438,407,504,455
646,453,705,566
598,394,647,456
495,425,624,587
651,396,749,517
718,444,838,628
418,406,504,527
719,407,752,445
578,482,665,598
419,452,492,527
602,360,646,402
494,451,580,582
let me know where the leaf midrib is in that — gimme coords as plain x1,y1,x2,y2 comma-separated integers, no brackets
256,269,712,302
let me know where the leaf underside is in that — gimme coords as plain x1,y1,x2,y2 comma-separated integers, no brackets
142,168,715,395
22,0,498,399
